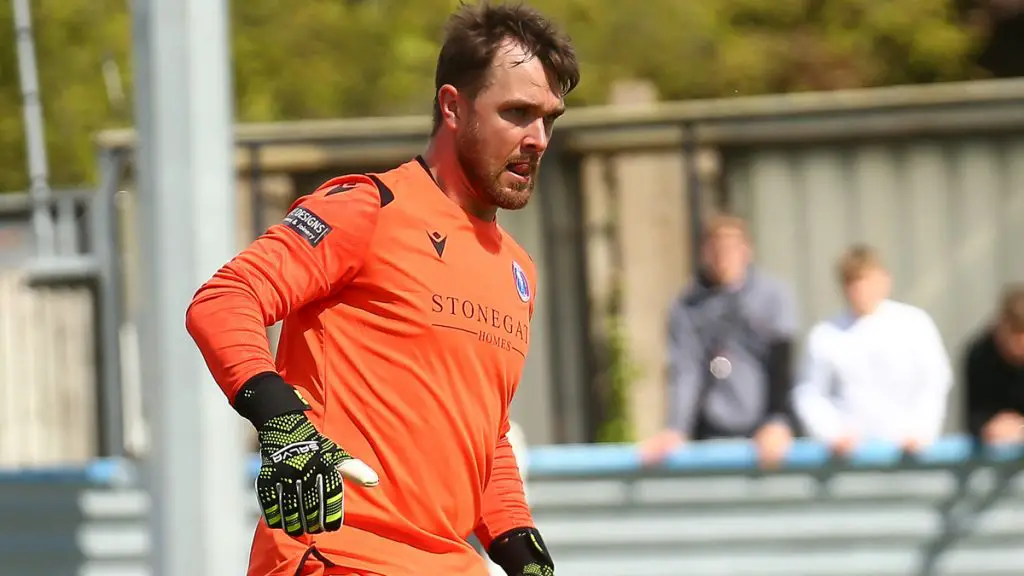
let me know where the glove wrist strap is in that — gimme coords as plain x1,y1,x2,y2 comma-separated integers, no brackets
488,527,554,576
234,372,309,429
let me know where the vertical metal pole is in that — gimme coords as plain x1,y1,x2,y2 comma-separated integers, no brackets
131,0,249,574
249,144,265,240
536,149,591,443
92,148,126,457
12,0,55,258
682,123,703,269
56,196,77,255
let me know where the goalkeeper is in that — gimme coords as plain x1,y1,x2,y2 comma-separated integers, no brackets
185,2,578,575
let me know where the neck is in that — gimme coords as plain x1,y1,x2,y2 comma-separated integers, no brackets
422,137,497,222
701,265,746,290
851,300,883,318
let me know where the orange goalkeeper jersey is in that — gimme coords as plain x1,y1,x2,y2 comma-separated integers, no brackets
186,157,537,576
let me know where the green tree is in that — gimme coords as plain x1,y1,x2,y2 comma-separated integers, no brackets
0,0,987,192
546,0,983,100
0,0,131,191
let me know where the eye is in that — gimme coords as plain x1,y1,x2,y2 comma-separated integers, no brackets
544,109,564,129
508,107,531,119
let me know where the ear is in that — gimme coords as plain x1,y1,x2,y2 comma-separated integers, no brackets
437,84,461,130
741,240,753,260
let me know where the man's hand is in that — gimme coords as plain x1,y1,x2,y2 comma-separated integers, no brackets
982,411,1024,445
519,564,554,576
753,421,792,469
902,437,926,454
638,429,687,465
255,412,378,536
830,434,859,458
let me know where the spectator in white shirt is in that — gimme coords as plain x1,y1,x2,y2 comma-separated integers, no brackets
793,245,952,456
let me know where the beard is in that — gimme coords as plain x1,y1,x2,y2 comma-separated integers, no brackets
455,118,536,211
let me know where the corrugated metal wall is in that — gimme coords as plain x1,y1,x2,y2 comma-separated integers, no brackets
724,136,1024,433
0,270,97,466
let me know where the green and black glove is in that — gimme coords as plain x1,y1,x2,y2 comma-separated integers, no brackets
489,527,555,576
235,373,379,537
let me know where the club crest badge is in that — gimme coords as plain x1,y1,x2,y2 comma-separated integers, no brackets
512,261,531,303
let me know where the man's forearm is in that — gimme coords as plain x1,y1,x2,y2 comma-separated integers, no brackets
908,316,952,441
665,300,703,435
968,408,998,439
474,434,533,549
908,373,951,443
791,367,846,442
186,275,279,403
665,343,703,435
666,372,701,435
764,339,794,426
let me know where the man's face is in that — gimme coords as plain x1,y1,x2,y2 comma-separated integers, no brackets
454,41,565,211
995,323,1024,365
843,267,891,316
703,229,750,285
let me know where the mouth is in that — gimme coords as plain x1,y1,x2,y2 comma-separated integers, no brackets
504,161,533,182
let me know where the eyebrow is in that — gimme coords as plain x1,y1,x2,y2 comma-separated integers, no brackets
504,98,565,117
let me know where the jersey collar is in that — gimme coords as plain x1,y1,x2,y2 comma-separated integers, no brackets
411,155,502,245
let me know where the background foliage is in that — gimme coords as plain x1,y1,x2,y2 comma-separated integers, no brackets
593,318,643,443
0,0,991,192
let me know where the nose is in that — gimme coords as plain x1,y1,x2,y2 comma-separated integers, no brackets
521,118,550,154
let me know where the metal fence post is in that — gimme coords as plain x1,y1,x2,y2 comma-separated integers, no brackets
12,0,54,259
91,147,126,458
249,143,264,240
682,122,703,269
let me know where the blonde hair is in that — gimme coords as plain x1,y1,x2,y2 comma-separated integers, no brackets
836,244,885,286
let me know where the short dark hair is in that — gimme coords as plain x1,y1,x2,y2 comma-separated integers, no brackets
702,212,749,242
431,1,580,133
999,284,1024,333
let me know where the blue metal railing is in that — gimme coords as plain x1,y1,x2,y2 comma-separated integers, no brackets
1,433,1020,486
528,434,1024,476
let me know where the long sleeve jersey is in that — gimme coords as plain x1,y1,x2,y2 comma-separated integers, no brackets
792,299,952,444
963,328,1024,438
186,157,536,576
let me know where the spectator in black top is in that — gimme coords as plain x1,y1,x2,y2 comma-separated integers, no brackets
964,285,1024,446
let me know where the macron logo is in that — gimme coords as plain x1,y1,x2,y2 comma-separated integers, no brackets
428,230,447,258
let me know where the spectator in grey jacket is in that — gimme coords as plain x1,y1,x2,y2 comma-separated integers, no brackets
640,214,799,469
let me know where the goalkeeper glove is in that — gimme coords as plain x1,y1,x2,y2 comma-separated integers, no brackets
488,527,555,576
235,373,379,537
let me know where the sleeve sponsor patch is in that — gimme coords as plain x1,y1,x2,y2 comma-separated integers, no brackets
282,206,332,247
